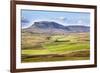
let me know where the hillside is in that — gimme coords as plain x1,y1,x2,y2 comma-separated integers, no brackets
22,21,90,34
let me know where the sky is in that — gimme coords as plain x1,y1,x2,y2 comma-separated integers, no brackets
21,9,90,29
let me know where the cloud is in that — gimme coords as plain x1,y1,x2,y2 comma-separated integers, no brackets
56,17,67,22
58,17,66,21
76,20,84,25
21,17,29,23
21,17,31,29
77,20,83,24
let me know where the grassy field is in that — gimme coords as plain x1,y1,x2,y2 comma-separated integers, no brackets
21,32,90,63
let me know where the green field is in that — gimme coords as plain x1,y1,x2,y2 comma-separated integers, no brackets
21,32,90,62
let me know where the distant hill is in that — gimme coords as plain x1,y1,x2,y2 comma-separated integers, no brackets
66,25,90,32
22,21,90,34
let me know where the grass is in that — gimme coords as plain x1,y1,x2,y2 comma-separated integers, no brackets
21,32,90,62
44,43,89,52
22,57,89,62
22,49,90,62
22,43,89,55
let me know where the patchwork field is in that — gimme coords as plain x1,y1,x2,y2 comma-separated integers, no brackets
21,32,90,63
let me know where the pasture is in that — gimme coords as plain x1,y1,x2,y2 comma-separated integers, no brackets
21,32,90,62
